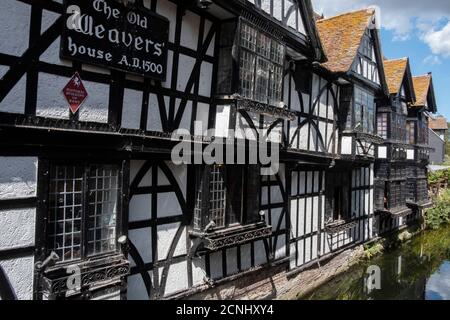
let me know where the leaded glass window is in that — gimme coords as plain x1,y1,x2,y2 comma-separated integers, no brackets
48,164,120,263
239,22,285,106
354,86,375,134
193,165,260,232
377,113,388,139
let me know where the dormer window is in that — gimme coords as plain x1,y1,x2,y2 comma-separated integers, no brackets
217,19,285,107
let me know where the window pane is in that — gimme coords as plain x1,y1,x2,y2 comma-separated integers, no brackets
269,65,283,106
86,166,119,256
257,32,271,59
255,57,270,103
239,50,255,99
241,23,257,52
48,165,83,262
209,165,227,228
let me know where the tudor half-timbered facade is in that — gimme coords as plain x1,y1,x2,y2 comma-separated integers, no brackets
375,58,417,234
407,74,437,213
0,0,439,301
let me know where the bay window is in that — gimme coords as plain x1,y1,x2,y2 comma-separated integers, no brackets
354,86,375,134
217,19,285,107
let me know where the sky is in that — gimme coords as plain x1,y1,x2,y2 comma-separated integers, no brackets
312,0,450,120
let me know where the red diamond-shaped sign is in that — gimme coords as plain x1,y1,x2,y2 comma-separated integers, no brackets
62,72,88,114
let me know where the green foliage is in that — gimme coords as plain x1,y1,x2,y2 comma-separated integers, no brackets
363,243,384,260
428,169,450,185
425,189,450,230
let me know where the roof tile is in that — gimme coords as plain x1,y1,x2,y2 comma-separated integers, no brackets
383,58,408,95
316,9,375,73
412,75,431,107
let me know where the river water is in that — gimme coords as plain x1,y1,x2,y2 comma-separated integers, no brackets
302,224,450,300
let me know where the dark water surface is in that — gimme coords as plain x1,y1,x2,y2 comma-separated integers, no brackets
302,225,450,300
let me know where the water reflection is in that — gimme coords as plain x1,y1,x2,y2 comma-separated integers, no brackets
302,225,450,300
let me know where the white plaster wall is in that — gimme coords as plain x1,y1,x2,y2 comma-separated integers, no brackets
156,222,183,261
127,273,149,300
378,146,387,159
342,136,353,154
0,0,30,57
128,227,152,264
78,80,109,123
180,11,200,51
137,197,153,226
0,74,26,114
147,94,164,132
0,208,36,250
36,73,71,119
0,256,34,300
0,157,37,200
163,260,188,296
122,89,144,130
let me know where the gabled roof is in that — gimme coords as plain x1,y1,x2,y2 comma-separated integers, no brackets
316,9,375,73
383,57,416,101
412,74,437,112
429,116,448,130
383,58,408,94
413,75,432,106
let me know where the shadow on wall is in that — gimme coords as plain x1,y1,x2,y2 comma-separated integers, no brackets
0,265,17,300
0,157,37,199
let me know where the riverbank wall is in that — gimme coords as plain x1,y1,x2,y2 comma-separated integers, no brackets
185,223,424,300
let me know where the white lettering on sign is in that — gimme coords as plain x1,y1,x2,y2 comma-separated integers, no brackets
93,0,120,20
62,0,169,80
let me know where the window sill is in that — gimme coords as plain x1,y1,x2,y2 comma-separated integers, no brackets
42,253,129,299
406,200,433,210
325,219,358,234
189,222,272,252
344,131,385,145
233,96,297,121
377,207,412,218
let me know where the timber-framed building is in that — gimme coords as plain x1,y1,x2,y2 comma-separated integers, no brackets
0,0,439,300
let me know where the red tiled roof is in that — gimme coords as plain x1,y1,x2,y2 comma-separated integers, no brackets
383,58,408,95
316,9,375,73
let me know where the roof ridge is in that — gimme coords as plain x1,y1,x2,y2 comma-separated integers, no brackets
384,57,408,62
316,7,374,23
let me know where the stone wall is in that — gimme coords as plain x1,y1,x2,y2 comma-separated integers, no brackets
187,245,365,300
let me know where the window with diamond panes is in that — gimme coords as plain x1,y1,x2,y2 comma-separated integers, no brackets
48,164,120,263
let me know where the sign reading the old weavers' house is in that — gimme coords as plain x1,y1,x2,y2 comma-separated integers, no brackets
61,0,169,81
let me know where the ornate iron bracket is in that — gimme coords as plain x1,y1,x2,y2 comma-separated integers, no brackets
325,220,358,234
189,223,272,252
235,96,297,121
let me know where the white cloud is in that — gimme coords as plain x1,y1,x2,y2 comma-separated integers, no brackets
423,55,442,65
312,0,450,56
423,22,450,57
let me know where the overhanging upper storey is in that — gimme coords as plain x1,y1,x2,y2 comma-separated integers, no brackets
316,8,388,94
412,74,438,113
210,0,326,62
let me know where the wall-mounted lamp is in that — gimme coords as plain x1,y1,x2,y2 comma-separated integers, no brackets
198,0,213,9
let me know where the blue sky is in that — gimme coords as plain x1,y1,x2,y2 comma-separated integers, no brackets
381,28,449,119
312,0,450,120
